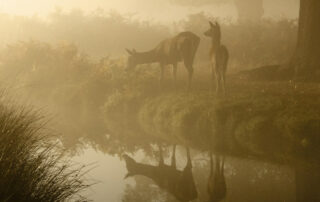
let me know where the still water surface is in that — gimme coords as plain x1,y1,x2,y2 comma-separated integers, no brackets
72,148,130,202
72,147,295,202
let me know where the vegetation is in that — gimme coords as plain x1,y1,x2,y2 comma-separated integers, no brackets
1,1,318,201
0,10,296,69
103,75,320,164
0,9,314,164
0,10,169,57
0,96,89,201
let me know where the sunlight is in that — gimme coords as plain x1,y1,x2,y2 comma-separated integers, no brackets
0,0,130,16
0,0,316,201
0,0,236,23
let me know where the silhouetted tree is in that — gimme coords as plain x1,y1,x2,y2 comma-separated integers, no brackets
292,0,320,80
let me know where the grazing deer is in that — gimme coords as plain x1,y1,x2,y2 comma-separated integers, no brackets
207,152,227,202
123,145,198,202
204,21,229,95
126,31,200,90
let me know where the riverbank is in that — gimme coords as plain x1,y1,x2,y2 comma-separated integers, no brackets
104,79,320,165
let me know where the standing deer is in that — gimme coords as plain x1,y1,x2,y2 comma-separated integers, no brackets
207,152,227,202
204,21,229,94
123,145,198,202
126,31,200,90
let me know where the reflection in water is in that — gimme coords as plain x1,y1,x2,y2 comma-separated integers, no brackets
123,145,198,202
72,146,298,201
208,153,226,202
121,148,296,202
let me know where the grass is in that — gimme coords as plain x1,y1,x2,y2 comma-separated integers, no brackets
0,96,89,201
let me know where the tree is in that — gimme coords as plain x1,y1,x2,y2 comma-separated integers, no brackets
292,0,320,80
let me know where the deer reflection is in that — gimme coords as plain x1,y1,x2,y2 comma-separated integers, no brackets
123,145,198,202
207,152,227,202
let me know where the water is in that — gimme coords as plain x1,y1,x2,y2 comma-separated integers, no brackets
72,148,131,202
72,147,296,202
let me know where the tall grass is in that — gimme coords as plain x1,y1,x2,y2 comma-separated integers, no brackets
0,98,89,201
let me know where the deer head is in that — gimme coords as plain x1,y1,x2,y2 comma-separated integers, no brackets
204,21,221,41
125,48,138,71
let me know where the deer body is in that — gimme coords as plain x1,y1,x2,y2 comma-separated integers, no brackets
204,22,229,94
126,32,200,89
123,145,198,202
207,153,227,202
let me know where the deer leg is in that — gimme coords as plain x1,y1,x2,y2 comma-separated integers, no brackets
211,64,216,92
172,63,177,86
221,156,225,175
183,60,193,91
159,64,165,88
186,147,192,169
215,155,221,175
215,70,221,95
171,144,176,169
187,67,193,91
221,72,226,96
209,151,213,175
214,60,221,94
158,144,164,166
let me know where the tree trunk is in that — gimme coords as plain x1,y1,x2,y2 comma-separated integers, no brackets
293,0,320,80
234,0,264,22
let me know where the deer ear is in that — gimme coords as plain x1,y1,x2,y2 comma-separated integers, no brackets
124,173,133,179
209,21,214,27
126,48,133,55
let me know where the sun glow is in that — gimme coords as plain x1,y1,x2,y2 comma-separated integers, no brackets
0,0,130,17
0,0,236,23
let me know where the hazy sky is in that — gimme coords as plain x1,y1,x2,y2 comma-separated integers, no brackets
0,0,241,23
0,0,299,22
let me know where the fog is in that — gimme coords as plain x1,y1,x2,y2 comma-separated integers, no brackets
0,0,319,202
0,0,298,22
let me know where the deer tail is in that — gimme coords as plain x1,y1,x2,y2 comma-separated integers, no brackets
122,154,137,179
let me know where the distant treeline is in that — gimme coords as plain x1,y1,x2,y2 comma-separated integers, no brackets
0,10,296,69
0,9,169,58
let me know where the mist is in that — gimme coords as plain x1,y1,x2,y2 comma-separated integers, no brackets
0,0,298,22
0,0,319,202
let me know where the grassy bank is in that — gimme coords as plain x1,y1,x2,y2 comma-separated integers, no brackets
104,79,320,164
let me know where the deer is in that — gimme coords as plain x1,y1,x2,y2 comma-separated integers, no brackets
123,145,198,202
207,152,227,202
126,31,200,90
204,21,229,95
